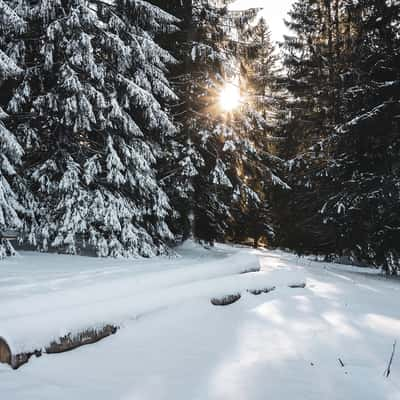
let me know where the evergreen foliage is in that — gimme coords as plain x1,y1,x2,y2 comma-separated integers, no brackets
280,0,400,272
0,0,398,273
0,0,27,258
319,0,400,273
2,0,180,257
228,16,289,246
160,1,287,246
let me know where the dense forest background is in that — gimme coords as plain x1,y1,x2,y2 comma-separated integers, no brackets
0,0,399,274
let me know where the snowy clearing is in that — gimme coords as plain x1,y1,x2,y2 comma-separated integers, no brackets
1,242,399,400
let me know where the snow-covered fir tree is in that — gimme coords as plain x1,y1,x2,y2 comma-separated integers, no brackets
227,15,290,247
279,0,400,272
0,0,28,258
161,1,288,246
317,0,400,273
7,0,180,257
278,0,349,254
159,0,237,243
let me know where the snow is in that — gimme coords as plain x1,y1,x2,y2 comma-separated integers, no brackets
1,242,400,400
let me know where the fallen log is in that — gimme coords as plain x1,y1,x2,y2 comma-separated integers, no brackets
240,267,261,274
288,283,306,289
45,325,118,354
0,324,118,370
211,293,241,306
247,286,276,295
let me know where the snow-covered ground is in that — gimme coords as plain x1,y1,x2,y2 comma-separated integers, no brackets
1,242,399,400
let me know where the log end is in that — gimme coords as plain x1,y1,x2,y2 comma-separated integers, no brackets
0,337,11,366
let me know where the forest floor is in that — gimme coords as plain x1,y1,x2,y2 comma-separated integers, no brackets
0,241,399,400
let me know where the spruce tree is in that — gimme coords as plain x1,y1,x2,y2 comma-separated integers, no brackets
7,0,180,257
278,0,346,254
0,0,27,258
160,1,288,246
159,0,237,243
228,15,289,247
318,0,400,273
279,0,400,272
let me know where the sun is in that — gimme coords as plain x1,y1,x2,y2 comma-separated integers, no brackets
219,82,241,112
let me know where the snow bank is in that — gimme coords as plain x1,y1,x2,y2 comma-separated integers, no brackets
1,243,399,400
0,241,262,354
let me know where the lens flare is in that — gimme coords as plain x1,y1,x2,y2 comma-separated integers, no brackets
219,82,241,112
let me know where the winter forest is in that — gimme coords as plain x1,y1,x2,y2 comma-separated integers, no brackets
0,0,400,268
1,0,400,396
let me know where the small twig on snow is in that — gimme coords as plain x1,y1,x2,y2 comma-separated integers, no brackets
384,341,396,378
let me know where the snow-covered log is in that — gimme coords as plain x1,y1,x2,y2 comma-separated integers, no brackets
0,325,118,370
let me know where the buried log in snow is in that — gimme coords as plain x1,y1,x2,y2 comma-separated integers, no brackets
0,325,118,370
45,325,118,354
247,286,276,296
289,283,306,289
240,267,261,274
211,293,241,306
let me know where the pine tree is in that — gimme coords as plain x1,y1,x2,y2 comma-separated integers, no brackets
278,0,346,254
228,15,289,247
0,0,28,258
159,1,287,246
7,0,180,257
278,0,400,272
159,0,237,243
318,0,400,273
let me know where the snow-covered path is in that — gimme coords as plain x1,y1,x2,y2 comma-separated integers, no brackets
1,243,399,400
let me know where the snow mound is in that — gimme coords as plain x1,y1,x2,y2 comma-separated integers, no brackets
1,245,399,400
